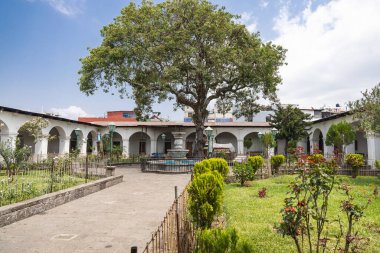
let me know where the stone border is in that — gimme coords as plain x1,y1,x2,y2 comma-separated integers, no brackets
0,175,123,227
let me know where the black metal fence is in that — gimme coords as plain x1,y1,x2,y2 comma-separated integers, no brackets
0,157,107,207
143,184,194,253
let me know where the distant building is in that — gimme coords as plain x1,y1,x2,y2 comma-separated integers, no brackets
78,111,137,123
184,107,233,123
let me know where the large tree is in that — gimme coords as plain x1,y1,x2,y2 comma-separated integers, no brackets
349,83,380,134
268,105,312,155
78,0,286,157
325,121,355,154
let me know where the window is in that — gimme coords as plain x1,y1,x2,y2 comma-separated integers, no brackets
123,112,135,118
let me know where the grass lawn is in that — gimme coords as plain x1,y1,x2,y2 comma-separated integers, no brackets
224,175,380,253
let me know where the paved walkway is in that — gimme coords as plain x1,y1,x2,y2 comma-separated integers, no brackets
0,167,191,253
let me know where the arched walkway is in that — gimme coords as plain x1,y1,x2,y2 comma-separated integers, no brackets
243,132,263,155
355,131,368,157
312,129,324,154
47,126,66,155
0,120,9,143
17,127,36,154
86,131,97,154
69,129,83,153
156,132,174,155
129,132,151,156
214,132,238,154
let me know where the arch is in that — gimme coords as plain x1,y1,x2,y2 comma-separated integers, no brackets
86,130,97,154
129,131,151,156
354,131,368,157
185,132,207,157
111,131,123,154
243,132,263,155
17,126,36,154
156,132,174,155
69,129,83,153
47,126,66,155
0,119,10,143
312,129,324,154
214,132,238,154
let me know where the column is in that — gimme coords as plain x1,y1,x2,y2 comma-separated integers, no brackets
80,138,87,156
92,139,98,155
60,136,70,155
237,139,244,155
367,133,379,168
150,139,157,155
122,138,129,156
34,137,48,161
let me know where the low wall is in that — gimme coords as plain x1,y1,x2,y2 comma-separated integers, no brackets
0,175,123,227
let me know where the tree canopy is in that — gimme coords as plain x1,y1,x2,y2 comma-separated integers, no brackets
325,121,355,152
349,83,380,135
78,0,286,156
268,105,312,154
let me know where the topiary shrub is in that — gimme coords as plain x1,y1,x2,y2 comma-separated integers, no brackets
194,227,253,253
345,154,365,178
247,156,264,174
188,170,224,229
271,155,285,174
207,158,229,178
193,161,211,176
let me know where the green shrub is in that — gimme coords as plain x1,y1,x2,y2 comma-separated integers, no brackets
247,156,264,172
194,158,229,178
271,155,285,174
193,161,211,176
232,162,256,186
195,228,253,253
188,170,224,229
375,160,380,169
207,158,229,178
345,154,365,178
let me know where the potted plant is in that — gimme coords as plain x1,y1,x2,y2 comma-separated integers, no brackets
345,154,365,178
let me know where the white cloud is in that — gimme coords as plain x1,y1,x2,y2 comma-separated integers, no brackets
238,12,258,33
273,0,380,108
260,0,269,9
28,0,85,16
49,106,88,120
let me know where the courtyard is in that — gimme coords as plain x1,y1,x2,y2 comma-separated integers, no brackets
0,167,190,252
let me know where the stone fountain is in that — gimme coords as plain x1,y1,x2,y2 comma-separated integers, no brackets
167,132,189,159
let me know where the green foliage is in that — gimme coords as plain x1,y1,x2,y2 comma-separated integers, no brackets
325,120,356,149
247,155,264,171
349,83,380,134
232,162,255,186
276,160,339,253
375,160,380,169
271,154,285,174
0,139,31,181
268,105,312,154
18,117,50,143
243,138,253,151
194,158,229,178
78,0,286,156
195,227,253,253
345,154,365,178
306,153,326,168
207,158,229,178
188,170,224,229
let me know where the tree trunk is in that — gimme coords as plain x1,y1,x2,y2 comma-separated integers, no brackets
192,106,208,158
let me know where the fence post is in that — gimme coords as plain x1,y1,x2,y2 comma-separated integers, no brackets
85,155,89,183
50,159,54,193
175,186,180,253
131,246,137,253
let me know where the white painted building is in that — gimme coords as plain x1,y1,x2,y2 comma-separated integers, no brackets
0,106,379,168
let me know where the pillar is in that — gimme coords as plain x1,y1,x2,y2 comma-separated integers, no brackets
60,136,70,155
80,138,87,155
367,133,380,168
150,139,157,155
122,138,129,156
34,137,48,161
237,139,244,155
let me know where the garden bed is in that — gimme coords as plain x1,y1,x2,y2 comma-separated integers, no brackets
224,175,380,252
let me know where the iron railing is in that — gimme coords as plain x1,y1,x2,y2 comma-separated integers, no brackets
0,157,107,206
143,184,194,253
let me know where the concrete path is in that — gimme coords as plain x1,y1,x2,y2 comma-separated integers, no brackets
0,167,191,253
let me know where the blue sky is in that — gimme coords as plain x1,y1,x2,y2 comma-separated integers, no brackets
1,0,379,120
